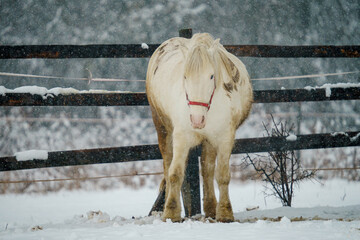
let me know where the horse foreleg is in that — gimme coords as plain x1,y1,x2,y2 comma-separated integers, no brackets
162,132,190,222
200,140,217,219
215,139,235,222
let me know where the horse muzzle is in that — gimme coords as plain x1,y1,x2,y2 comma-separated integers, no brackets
190,114,206,129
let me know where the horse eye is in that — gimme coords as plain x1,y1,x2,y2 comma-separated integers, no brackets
210,75,214,80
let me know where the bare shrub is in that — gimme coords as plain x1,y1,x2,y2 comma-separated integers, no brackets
244,115,315,207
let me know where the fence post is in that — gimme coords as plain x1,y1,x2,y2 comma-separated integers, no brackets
181,146,201,217
179,28,193,39
178,28,202,217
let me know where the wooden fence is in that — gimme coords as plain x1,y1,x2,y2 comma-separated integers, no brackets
0,29,359,217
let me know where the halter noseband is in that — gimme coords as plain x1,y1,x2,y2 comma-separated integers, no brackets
186,78,216,111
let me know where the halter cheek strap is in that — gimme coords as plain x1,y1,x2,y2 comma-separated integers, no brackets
186,80,216,111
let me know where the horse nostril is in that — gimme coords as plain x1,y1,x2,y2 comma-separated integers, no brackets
190,114,206,128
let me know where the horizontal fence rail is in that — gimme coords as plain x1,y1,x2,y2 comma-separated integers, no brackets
0,44,160,59
1,45,359,59
1,131,359,172
1,87,359,106
0,144,161,172
0,92,148,106
225,45,360,58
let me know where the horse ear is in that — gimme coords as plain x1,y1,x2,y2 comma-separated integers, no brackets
179,44,188,59
209,38,220,53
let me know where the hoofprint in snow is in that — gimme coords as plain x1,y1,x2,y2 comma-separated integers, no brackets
1,179,360,240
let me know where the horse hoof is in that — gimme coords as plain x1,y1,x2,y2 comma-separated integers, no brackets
216,202,234,223
162,216,182,223
162,209,182,223
216,216,235,223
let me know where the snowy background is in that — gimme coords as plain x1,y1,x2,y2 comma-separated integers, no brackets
0,1,359,239
1,0,359,193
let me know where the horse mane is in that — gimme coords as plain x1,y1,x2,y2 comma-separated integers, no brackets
184,45,213,77
183,33,244,88
191,33,214,48
184,33,215,77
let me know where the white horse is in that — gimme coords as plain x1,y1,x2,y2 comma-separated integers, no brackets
146,33,253,222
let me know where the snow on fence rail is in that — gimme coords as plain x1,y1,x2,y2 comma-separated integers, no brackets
1,86,359,106
1,29,359,217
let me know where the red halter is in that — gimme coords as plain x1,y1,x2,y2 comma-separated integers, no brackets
186,79,216,111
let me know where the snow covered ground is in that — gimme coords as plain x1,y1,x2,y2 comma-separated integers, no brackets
1,179,360,239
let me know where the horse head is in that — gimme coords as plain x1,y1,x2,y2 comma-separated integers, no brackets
184,44,216,129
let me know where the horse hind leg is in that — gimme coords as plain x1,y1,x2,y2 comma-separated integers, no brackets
151,107,173,202
200,140,217,219
158,127,173,203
